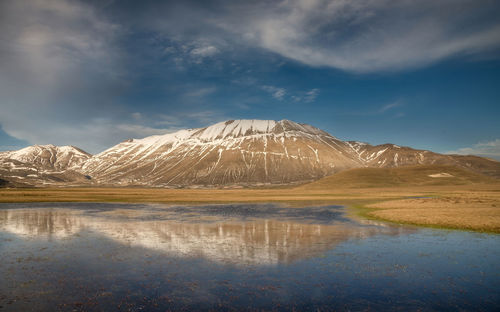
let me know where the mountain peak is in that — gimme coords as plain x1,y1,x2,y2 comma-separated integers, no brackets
192,119,278,140
131,119,330,147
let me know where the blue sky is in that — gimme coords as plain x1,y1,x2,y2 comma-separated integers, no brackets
0,0,499,159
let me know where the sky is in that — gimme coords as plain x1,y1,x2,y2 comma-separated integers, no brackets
0,0,499,159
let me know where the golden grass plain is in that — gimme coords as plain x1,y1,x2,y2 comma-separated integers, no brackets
363,187,500,233
0,183,499,233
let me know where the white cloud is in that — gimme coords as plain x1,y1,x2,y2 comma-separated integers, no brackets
248,0,500,72
262,85,286,100
289,88,320,103
161,40,221,66
190,46,218,57
0,0,120,86
0,0,127,153
145,0,500,73
447,139,500,160
304,88,319,103
189,44,219,64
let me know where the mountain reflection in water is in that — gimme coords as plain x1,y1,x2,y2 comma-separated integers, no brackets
1,203,499,311
0,203,410,265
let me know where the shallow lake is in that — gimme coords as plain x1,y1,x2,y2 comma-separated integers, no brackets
0,203,499,311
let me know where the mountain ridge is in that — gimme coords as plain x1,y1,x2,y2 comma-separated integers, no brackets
0,119,498,187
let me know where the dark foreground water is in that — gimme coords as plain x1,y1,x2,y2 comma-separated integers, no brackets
0,203,499,311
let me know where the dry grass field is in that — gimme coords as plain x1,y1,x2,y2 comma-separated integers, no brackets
365,193,500,233
1,165,499,233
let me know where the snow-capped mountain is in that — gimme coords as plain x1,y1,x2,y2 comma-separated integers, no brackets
0,119,498,187
0,145,91,186
82,119,363,186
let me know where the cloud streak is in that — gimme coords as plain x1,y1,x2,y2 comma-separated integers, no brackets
380,100,403,113
304,89,320,103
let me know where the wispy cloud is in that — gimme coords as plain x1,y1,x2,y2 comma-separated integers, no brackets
380,100,403,113
304,89,320,103
161,39,221,66
262,85,286,100
139,0,500,73
339,99,406,117
447,139,500,160
190,46,218,58
189,45,219,64
291,88,320,103
261,85,319,102
131,112,143,121
250,0,500,72
184,87,217,98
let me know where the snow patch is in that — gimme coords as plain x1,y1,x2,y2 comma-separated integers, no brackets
428,173,454,178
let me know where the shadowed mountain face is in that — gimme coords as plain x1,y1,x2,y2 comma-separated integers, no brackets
0,120,498,187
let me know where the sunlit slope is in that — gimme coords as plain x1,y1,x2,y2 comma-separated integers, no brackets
299,165,496,189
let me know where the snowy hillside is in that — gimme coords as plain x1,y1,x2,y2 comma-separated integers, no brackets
0,145,91,186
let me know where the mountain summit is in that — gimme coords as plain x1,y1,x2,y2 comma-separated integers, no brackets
1,119,499,187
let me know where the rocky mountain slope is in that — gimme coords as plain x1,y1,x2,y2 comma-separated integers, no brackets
0,119,498,187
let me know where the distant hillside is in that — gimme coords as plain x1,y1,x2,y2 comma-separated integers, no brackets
299,165,497,189
347,142,500,179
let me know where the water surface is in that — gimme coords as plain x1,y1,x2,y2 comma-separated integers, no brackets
0,202,499,311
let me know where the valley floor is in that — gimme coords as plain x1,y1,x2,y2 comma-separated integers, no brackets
1,183,500,233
